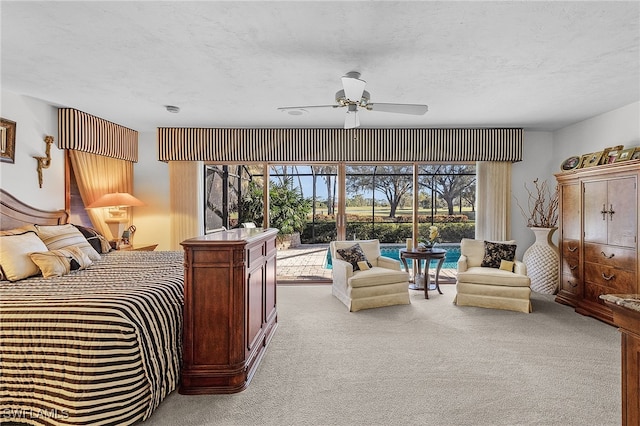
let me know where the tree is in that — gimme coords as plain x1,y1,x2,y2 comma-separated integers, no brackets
419,165,476,215
346,165,412,218
312,165,337,215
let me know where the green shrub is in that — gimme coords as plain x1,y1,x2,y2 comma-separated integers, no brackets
301,221,474,244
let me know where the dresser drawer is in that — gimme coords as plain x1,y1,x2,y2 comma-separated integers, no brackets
584,262,636,293
584,243,636,270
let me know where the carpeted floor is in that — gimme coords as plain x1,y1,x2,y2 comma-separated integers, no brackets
146,286,620,426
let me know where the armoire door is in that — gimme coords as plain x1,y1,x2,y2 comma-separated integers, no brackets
607,177,637,247
583,177,637,247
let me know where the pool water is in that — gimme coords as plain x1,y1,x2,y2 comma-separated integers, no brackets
325,243,460,270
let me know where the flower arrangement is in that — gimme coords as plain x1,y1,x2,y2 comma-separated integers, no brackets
515,178,559,228
419,225,439,248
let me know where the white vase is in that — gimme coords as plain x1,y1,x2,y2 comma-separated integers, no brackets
523,227,560,294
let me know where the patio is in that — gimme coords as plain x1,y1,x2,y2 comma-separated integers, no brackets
276,244,458,285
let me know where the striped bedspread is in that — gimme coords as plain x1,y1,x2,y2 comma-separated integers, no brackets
0,251,184,426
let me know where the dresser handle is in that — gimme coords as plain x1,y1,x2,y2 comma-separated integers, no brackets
568,246,578,252
601,272,615,281
569,264,578,271
600,251,615,259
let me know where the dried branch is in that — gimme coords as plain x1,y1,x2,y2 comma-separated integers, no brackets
514,178,559,228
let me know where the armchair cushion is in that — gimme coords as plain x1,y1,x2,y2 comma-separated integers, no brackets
481,241,516,268
336,243,372,271
349,267,410,288
457,266,531,287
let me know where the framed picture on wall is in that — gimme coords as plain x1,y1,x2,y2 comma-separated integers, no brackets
0,118,16,164
631,148,640,161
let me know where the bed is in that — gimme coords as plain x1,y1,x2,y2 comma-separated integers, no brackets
0,190,184,426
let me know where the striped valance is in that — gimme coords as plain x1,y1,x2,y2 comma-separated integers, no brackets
58,109,138,162
157,128,522,163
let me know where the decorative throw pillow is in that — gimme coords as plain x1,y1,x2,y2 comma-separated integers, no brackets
35,224,101,261
30,246,93,278
0,231,49,281
481,241,517,269
499,259,515,272
73,224,112,254
336,243,372,271
357,261,371,271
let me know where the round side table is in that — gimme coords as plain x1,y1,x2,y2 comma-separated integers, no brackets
399,248,447,299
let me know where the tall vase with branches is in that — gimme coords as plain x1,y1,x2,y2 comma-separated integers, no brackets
516,178,560,294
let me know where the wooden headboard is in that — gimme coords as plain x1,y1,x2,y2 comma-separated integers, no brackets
0,189,69,231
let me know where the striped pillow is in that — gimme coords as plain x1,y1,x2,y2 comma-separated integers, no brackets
35,224,101,261
30,246,93,278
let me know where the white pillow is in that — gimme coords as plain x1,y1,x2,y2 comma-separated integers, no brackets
35,224,101,261
0,231,49,281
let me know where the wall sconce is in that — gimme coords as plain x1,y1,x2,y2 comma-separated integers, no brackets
34,135,54,188
87,192,145,242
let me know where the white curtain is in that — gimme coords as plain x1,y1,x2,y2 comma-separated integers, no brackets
475,161,512,241
169,161,203,250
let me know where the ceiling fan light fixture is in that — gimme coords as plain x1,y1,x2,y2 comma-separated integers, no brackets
286,109,307,116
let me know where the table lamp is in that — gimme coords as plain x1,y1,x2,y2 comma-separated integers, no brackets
87,192,145,242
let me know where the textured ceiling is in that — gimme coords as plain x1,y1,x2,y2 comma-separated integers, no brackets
2,1,639,132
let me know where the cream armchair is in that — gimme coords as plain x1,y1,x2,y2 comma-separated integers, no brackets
454,238,532,313
329,239,410,312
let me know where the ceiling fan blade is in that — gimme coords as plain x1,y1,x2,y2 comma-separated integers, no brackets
344,105,359,129
341,73,366,102
367,103,428,115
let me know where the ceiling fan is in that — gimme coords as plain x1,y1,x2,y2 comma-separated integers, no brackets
277,71,428,129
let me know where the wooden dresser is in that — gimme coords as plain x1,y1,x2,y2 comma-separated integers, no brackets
555,161,639,324
180,227,278,394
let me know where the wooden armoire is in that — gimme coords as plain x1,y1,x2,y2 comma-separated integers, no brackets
555,160,639,325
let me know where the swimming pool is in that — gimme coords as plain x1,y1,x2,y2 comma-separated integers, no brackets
325,243,460,270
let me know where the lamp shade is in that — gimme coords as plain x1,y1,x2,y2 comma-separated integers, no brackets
87,192,145,208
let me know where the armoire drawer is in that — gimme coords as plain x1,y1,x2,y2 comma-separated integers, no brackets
562,240,580,258
561,257,580,279
560,274,580,294
584,243,636,270
584,262,636,293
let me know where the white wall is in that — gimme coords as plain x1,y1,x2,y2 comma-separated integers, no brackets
511,131,555,258
554,102,640,161
0,91,65,210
